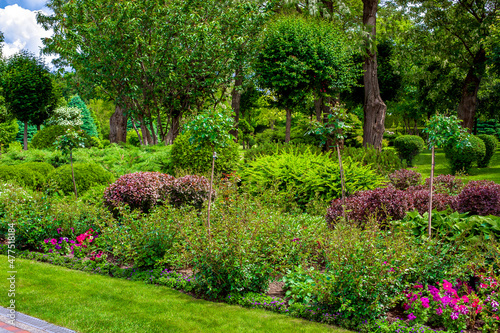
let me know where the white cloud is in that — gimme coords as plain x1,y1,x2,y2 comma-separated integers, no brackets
0,4,55,67
1,0,48,11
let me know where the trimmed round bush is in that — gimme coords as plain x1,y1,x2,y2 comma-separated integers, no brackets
0,165,40,190
393,135,425,166
47,163,114,195
171,131,239,174
444,135,486,174
388,169,422,190
104,172,175,213
424,174,464,196
31,125,68,150
21,162,55,177
456,180,500,216
477,134,497,168
170,175,214,210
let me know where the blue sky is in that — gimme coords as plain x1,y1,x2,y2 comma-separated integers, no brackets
0,0,55,66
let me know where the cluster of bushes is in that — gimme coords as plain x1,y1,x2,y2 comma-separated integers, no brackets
1,176,499,332
103,172,213,213
326,169,500,226
0,160,113,195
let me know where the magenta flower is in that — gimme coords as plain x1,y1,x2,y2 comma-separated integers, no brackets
443,280,454,292
421,297,430,308
436,307,443,315
50,238,57,245
408,313,416,321
450,312,459,320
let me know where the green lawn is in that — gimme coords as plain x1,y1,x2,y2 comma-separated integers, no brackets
0,256,349,333
412,146,500,183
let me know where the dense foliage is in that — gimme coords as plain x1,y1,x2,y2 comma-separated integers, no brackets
46,163,114,195
444,135,486,174
393,135,425,166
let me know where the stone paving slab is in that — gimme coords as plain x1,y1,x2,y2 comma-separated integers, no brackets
0,308,77,333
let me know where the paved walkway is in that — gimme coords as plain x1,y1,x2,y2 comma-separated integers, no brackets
0,307,76,333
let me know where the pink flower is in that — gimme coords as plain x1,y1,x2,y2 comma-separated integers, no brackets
421,297,430,308
408,313,416,321
462,295,469,303
443,280,454,292
480,283,488,288
413,284,423,289
476,306,483,314
436,307,443,315
50,239,57,245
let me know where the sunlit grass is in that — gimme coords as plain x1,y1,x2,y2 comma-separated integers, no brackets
0,256,350,333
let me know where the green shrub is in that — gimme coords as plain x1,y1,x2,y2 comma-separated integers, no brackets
342,145,404,176
46,163,114,195
244,141,322,163
0,119,19,147
126,130,141,147
0,165,40,190
31,125,68,150
241,147,384,207
89,136,103,149
68,95,99,137
477,134,497,167
170,131,239,174
21,161,55,177
444,135,486,174
393,135,425,166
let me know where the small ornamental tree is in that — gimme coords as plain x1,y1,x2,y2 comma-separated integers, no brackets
306,106,351,221
54,128,86,198
3,51,54,150
423,114,469,237
183,106,234,235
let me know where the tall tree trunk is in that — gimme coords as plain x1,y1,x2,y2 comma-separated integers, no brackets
36,124,41,132
457,48,486,131
138,115,152,145
130,116,143,145
149,121,158,145
23,121,28,151
230,70,243,141
285,108,292,143
362,0,386,150
314,97,323,122
109,104,127,143
166,111,181,144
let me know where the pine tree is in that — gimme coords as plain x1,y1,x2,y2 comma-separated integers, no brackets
68,95,98,137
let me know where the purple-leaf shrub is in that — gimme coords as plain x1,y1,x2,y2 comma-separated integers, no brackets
326,186,411,226
425,174,465,196
456,181,500,216
388,169,422,190
104,172,175,213
407,188,456,215
170,175,214,210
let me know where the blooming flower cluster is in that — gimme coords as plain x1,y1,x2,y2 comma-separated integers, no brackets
402,277,499,332
42,228,100,259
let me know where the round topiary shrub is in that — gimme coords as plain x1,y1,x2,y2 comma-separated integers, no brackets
477,134,497,168
0,165,40,190
170,175,214,210
31,125,71,150
444,135,486,174
47,163,114,195
393,135,425,166
20,162,55,188
170,131,239,174
456,180,500,216
388,169,422,190
104,172,174,213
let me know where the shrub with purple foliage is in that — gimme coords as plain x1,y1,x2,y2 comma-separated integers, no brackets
388,169,422,190
104,172,175,213
456,180,500,216
326,186,411,227
424,174,464,196
407,188,456,215
170,175,214,210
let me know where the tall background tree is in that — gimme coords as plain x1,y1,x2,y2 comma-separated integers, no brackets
2,51,54,150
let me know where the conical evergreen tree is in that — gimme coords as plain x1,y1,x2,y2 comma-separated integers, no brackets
68,95,98,137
